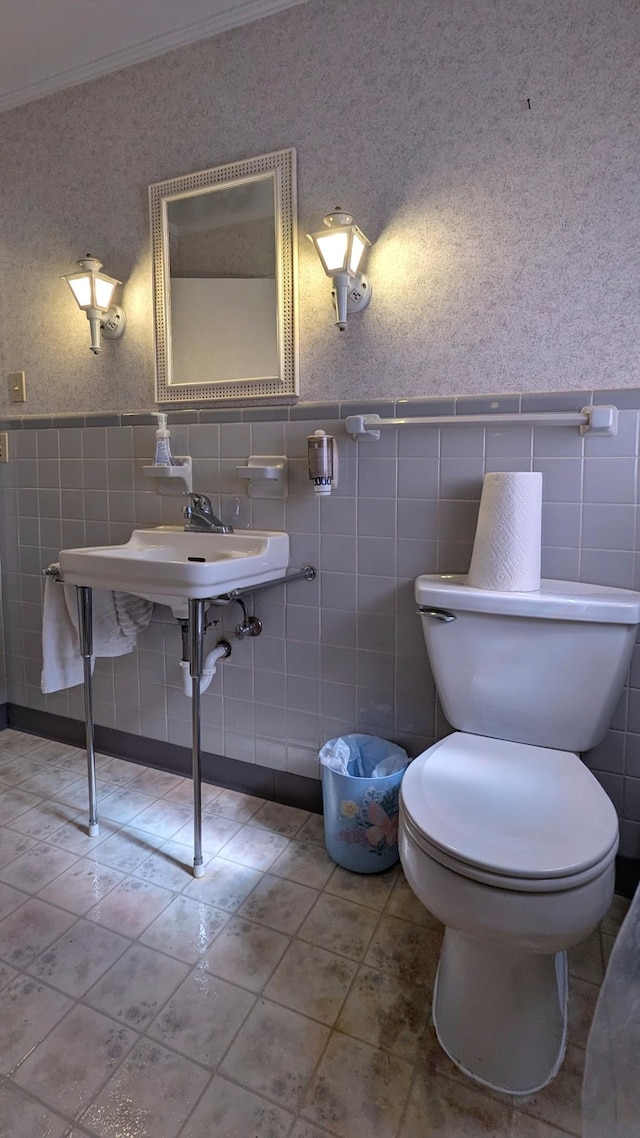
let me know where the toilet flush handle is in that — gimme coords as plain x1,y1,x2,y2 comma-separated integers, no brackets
417,606,456,622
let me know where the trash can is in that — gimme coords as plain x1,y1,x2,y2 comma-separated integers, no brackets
319,733,409,873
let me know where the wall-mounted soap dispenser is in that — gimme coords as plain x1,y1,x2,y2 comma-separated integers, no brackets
308,429,339,495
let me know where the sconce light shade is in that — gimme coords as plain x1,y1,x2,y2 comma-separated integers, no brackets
307,209,372,331
62,254,126,353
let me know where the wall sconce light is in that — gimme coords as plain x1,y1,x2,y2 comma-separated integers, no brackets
62,254,127,354
307,208,372,331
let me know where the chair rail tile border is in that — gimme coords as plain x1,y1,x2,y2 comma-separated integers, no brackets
2,387,639,431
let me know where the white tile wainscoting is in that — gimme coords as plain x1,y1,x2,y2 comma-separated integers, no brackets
1,394,640,863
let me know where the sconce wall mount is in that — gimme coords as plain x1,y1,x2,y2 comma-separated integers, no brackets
62,255,126,354
307,209,372,331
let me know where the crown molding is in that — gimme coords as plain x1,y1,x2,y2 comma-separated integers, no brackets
0,0,309,114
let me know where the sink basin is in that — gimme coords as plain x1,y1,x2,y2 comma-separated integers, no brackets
59,526,290,615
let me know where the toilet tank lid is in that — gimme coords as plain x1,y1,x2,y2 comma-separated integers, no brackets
415,575,640,624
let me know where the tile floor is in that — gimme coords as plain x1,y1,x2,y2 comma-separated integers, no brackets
0,728,630,1138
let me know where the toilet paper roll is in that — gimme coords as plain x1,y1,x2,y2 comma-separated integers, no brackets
467,472,542,592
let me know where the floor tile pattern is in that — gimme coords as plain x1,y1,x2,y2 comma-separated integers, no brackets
0,731,628,1137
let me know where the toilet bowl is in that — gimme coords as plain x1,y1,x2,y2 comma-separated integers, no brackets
399,575,640,1095
399,732,617,1094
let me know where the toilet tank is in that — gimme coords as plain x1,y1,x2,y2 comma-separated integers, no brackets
416,575,640,752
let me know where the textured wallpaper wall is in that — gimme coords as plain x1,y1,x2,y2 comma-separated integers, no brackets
0,0,637,414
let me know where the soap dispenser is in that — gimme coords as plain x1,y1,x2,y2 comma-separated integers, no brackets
308,429,338,495
154,412,176,466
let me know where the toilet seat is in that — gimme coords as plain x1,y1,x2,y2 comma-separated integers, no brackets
400,807,617,892
400,732,619,891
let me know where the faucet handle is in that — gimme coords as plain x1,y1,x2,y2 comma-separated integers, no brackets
183,492,213,515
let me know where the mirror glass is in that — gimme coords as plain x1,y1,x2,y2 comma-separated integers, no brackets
150,149,298,404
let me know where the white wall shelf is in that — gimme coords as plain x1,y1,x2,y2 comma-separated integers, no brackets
235,455,288,499
142,456,192,494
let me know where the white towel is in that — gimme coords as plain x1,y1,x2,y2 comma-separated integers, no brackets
41,569,153,694
113,591,155,638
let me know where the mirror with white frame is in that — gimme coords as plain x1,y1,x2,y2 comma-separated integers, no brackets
150,148,298,404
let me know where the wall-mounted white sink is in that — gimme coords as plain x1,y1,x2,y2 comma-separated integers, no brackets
59,526,290,615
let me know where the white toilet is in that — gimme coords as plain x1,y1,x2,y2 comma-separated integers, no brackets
399,573,640,1096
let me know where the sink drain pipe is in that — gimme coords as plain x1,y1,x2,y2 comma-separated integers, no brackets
179,640,231,697
177,616,231,697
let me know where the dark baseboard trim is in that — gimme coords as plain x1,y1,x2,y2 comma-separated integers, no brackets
5,704,639,890
6,705,322,815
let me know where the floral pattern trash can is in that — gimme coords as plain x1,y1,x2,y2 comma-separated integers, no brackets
319,734,409,874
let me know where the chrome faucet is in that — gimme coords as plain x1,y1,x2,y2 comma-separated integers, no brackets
183,493,234,534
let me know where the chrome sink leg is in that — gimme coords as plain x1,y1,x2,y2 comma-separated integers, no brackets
189,597,206,878
76,586,99,837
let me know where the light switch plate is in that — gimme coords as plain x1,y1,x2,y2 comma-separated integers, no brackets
9,371,26,402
